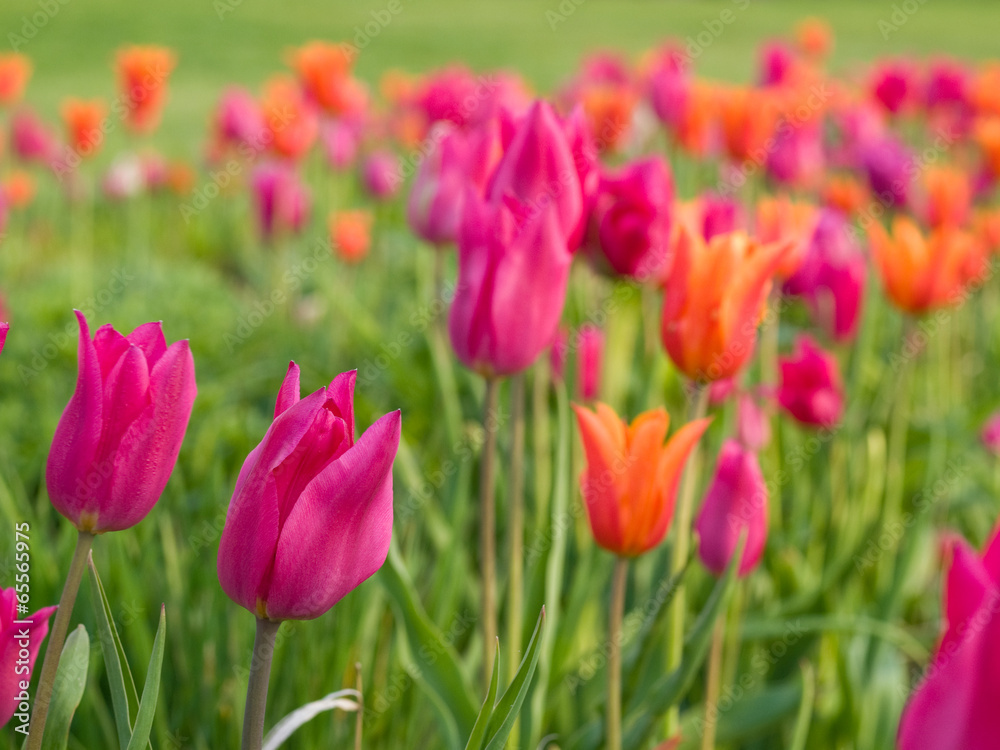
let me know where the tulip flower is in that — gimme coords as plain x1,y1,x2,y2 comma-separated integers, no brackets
407,121,501,246
212,86,266,153
661,227,789,382
923,166,971,229
10,108,57,166
3,171,36,209
695,439,768,576
870,60,916,115
924,58,969,113
250,162,310,242
60,98,107,159
1,590,57,728
260,76,319,161
585,157,673,280
867,216,987,315
784,209,867,342
765,120,825,189
795,17,833,59
416,65,481,129
360,150,401,201
777,335,845,428
573,402,711,557
981,412,1000,456
758,40,796,87
580,85,635,152
115,45,176,133
897,525,1000,750
329,209,373,264
0,54,31,106
576,324,604,402
449,195,571,377
755,196,819,280
218,363,401,622
674,193,747,243
736,392,770,452
46,311,196,533
288,41,355,114
646,46,690,135
321,117,363,171
718,86,778,164
860,135,913,209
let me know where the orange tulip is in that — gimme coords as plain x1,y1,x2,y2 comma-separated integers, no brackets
115,45,175,133
674,82,717,157
573,402,711,558
821,175,869,217
923,166,971,229
260,76,319,160
61,98,108,157
755,196,819,279
582,85,635,152
0,54,31,106
662,227,789,382
867,217,987,314
329,209,373,263
975,208,1000,255
974,116,1000,178
971,63,1000,118
718,86,779,163
289,41,368,116
795,17,833,59
3,170,36,208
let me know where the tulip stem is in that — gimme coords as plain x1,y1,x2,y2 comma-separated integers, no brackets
242,617,281,750
480,376,500,680
507,373,526,682
700,619,726,750
26,531,95,750
607,557,628,750
664,382,710,738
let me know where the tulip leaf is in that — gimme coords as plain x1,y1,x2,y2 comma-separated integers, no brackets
676,678,802,747
262,689,361,750
380,542,478,743
40,625,90,750
482,607,545,750
124,605,166,750
88,556,145,750
464,641,500,750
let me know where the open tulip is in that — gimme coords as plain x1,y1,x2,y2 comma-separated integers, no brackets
695,439,768,576
449,194,571,377
1,590,57,728
573,402,710,557
867,216,987,315
897,525,1000,750
115,45,176,134
10,108,56,166
778,335,845,428
217,363,401,621
755,196,818,279
661,227,789,382
46,311,196,533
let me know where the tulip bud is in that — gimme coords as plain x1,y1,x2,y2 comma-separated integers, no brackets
0,589,56,728
321,118,362,171
46,311,196,533
251,162,310,242
576,324,604,401
695,439,768,576
217,364,401,621
115,45,176,134
361,150,401,201
981,411,1000,456
736,393,770,451
777,335,845,428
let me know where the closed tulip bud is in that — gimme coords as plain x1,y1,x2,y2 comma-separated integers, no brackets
288,41,355,115
251,162,310,242
212,86,266,152
585,157,673,280
0,590,57,728
217,364,401,621
980,411,1000,456
46,311,196,533
778,335,844,428
573,402,710,558
661,227,789,382
695,439,768,576
10,108,57,166
870,60,916,115
576,324,604,401
60,98,107,159
0,54,31,107
115,45,176,134
861,136,912,209
321,118,362,171
449,194,572,377
898,525,1000,749
361,150,401,201
736,393,770,451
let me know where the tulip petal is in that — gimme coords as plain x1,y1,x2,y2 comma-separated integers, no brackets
326,369,356,444
0,603,56,727
266,410,401,620
93,323,129,379
126,321,167,367
940,539,994,659
99,345,150,464
275,361,301,418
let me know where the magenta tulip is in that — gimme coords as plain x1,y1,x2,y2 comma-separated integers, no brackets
870,60,916,115
585,157,673,280
251,162,310,241
213,86,266,151
981,412,1000,456
10,108,56,166
1,590,57,728
695,439,768,577
897,525,1000,750
361,150,401,201
576,324,604,402
321,117,362,171
449,194,571,377
777,335,845,428
217,363,401,621
407,121,500,246
646,46,690,134
46,311,196,533
736,393,770,452
700,192,746,241
758,40,796,87
0,323,8,352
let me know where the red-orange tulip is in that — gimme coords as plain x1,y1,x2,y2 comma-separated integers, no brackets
821,175,869,217
3,170,35,209
923,166,971,229
974,116,1000,178
261,76,319,160
718,86,779,163
330,209,373,263
289,41,358,115
795,17,833,59
971,63,1000,118
662,227,789,382
573,402,710,558
755,196,818,279
115,45,176,133
581,85,635,152
867,217,987,315
0,54,31,106
61,98,108,158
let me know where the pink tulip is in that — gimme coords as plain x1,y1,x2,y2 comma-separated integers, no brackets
585,157,673,280
576,324,604,401
736,393,770,452
1,589,57,728
871,60,917,115
416,65,480,128
10,107,56,166
758,40,796,87
321,117,362,171
407,120,500,246
0,323,7,352
766,120,824,188
251,162,310,241
46,311,196,533
924,59,969,112
360,150,400,200
695,439,768,577
777,335,845,428
700,193,746,241
217,363,401,621
980,412,1000,456
213,86,266,151
449,194,571,377
784,209,866,341
897,525,1000,750
549,327,568,382
487,100,589,248
646,46,690,133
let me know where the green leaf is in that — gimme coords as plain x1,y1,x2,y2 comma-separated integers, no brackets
40,625,90,750
464,641,500,750
676,679,802,747
88,555,141,749
482,608,545,750
125,605,166,750
379,541,478,743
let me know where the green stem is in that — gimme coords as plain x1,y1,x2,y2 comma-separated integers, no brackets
242,618,281,750
507,374,526,681
664,382,710,738
607,557,628,750
700,619,725,750
26,531,95,750
532,361,552,532
480,376,500,680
